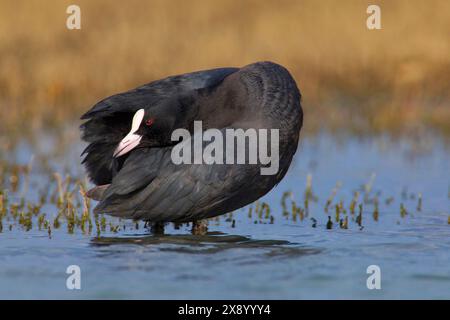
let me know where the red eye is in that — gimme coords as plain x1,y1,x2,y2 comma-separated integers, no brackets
145,118,155,126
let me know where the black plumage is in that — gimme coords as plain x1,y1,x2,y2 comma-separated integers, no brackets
80,61,303,223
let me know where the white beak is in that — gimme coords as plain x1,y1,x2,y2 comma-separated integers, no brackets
113,109,145,158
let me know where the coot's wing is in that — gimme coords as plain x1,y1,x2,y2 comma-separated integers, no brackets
94,157,263,222
81,67,238,119
93,129,277,222
80,67,239,185
103,149,168,197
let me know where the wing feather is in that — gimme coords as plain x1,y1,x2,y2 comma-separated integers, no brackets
80,67,239,185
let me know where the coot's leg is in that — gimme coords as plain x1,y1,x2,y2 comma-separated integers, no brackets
173,222,182,230
191,219,208,235
150,222,165,235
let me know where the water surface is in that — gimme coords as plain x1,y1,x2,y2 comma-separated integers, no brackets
0,132,449,299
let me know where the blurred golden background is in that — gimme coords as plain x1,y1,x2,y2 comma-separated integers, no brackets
0,0,449,138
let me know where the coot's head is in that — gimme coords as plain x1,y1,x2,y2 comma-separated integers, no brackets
113,107,179,158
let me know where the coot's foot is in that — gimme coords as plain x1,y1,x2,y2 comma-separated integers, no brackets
191,220,208,235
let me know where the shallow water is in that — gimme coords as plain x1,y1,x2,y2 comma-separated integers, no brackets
0,131,449,299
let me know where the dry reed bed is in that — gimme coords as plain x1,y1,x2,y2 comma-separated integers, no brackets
0,0,449,138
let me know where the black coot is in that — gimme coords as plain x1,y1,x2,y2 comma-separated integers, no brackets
80,61,303,226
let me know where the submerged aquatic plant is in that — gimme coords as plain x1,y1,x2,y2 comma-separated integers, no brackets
417,193,422,212
373,199,379,222
326,216,333,229
335,204,340,223
325,182,342,212
356,204,363,227
339,216,349,229
400,203,408,218
1,142,447,240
